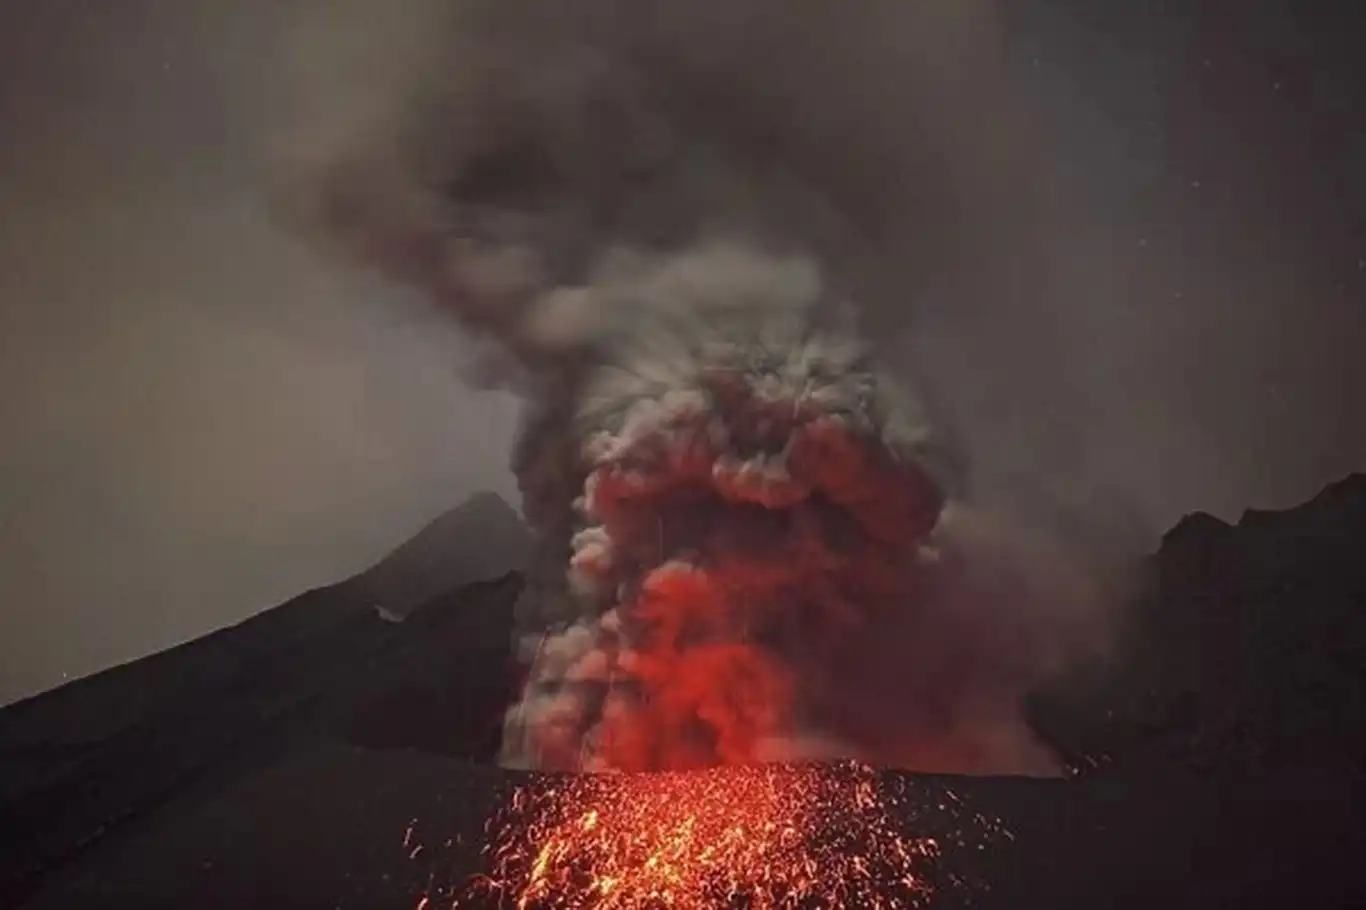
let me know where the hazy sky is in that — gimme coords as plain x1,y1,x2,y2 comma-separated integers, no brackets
1,0,1363,706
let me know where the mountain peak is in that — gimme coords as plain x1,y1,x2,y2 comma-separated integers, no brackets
356,492,532,621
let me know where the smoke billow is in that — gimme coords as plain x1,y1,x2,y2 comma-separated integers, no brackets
277,0,1116,775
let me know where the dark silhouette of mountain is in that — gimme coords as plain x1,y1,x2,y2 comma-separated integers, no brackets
0,493,527,762
0,492,530,908
2,479,1365,908
352,491,532,622
1031,473,1366,776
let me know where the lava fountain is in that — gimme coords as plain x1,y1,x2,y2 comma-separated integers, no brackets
403,761,1007,909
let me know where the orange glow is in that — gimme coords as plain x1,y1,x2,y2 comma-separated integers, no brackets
453,761,1005,909
527,407,944,774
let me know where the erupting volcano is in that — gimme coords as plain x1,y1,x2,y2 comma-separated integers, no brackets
280,0,1107,779
407,761,1004,909
499,255,961,773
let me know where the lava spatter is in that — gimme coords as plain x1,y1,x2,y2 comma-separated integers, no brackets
446,761,1007,909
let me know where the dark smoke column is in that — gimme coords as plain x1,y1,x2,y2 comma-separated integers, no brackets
501,247,954,770
277,0,1096,775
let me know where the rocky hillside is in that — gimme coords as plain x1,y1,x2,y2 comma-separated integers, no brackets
1032,473,1366,776
0,494,528,907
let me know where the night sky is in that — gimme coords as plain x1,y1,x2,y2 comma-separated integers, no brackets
1,0,1363,706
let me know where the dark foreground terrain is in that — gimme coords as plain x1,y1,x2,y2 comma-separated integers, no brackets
3,479,1365,909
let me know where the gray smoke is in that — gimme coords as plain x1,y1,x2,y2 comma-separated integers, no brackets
277,0,1123,775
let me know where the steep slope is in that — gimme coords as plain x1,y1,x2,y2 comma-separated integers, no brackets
0,492,529,908
351,491,532,621
0,493,527,766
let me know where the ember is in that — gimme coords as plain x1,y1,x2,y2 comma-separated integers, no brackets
445,761,1005,909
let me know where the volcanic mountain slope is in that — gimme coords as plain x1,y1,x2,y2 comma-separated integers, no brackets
3,479,1365,909
0,493,529,908
352,491,531,622
1031,472,1366,775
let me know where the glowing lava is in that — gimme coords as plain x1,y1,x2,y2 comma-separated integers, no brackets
446,761,1005,909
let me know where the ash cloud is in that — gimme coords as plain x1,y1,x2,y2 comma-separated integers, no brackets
277,0,1129,775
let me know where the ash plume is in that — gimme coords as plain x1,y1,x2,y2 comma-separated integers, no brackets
275,0,1117,775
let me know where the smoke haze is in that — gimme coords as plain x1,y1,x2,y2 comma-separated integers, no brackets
278,0,1136,774
0,1,523,707
2,0,1362,718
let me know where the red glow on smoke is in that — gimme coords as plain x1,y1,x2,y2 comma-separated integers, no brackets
571,411,943,772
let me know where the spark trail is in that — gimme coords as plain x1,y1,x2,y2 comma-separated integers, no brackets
426,762,1008,909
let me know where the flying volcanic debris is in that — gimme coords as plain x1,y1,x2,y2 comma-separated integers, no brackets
467,761,1006,909
276,0,1111,776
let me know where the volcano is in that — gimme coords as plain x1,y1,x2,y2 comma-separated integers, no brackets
3,479,1365,909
